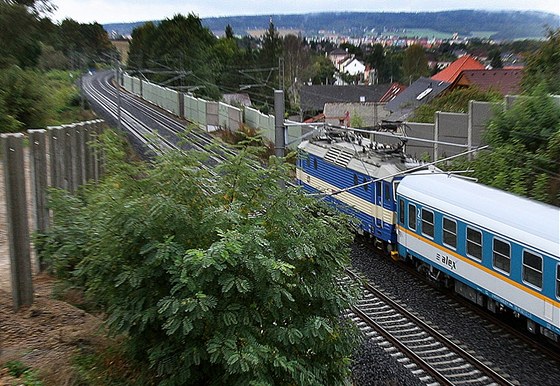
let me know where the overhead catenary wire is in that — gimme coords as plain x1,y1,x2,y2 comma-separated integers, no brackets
306,145,489,198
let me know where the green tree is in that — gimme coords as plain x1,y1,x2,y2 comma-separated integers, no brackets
410,86,502,123
521,28,560,94
364,44,385,83
0,2,41,68
0,65,51,129
127,21,158,70
457,85,560,205
282,34,311,107
39,131,359,385
302,54,336,85
402,44,429,84
259,20,282,80
488,49,503,69
339,43,363,60
127,14,220,99
225,24,234,39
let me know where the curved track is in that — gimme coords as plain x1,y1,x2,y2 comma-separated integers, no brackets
82,70,234,163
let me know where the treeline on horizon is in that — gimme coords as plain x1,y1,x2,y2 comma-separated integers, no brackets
105,10,560,40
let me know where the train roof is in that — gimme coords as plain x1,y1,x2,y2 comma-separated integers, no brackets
397,173,560,258
298,130,424,179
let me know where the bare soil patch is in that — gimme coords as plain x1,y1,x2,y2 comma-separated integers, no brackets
0,150,109,385
0,274,107,385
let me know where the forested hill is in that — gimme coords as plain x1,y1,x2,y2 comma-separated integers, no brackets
105,10,560,40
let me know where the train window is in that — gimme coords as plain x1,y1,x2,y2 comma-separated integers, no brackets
492,238,511,274
408,204,417,230
313,158,317,170
421,208,434,238
522,250,542,289
354,174,358,186
363,178,369,191
398,199,405,225
442,217,457,249
556,265,560,299
384,183,391,201
376,181,381,199
306,157,310,169
466,227,482,261
393,181,400,200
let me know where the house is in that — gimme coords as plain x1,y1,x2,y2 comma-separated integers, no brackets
328,48,350,66
385,77,452,121
431,54,485,84
299,84,404,127
338,57,366,76
450,69,523,95
300,84,401,114
323,102,390,127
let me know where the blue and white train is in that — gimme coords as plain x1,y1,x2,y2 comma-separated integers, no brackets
296,127,560,341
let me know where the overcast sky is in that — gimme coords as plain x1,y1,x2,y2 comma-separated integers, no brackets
51,0,560,24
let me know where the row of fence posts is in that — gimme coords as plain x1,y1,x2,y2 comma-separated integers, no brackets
1,119,105,310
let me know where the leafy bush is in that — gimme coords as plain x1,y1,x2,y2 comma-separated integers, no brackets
410,86,502,123
39,131,359,385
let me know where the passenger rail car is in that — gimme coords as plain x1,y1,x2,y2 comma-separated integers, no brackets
397,173,560,340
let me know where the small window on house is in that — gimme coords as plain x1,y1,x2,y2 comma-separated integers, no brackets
493,238,511,274
313,158,317,170
442,217,456,249
523,250,542,289
421,208,434,238
466,227,482,261
398,199,405,225
363,178,369,191
408,204,417,230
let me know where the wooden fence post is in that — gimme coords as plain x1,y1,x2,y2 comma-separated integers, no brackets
2,133,33,310
28,129,49,271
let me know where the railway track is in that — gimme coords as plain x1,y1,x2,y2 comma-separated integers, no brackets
82,71,235,164
345,268,518,386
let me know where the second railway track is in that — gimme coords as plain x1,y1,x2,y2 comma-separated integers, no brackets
345,268,518,386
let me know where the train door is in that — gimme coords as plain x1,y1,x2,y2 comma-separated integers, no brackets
382,180,393,225
375,181,382,228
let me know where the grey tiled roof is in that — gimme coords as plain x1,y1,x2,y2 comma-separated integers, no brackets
300,84,393,112
385,77,451,121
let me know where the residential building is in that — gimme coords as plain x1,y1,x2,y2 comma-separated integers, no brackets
431,54,485,83
451,69,523,95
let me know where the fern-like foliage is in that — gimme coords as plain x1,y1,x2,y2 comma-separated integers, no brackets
39,130,360,385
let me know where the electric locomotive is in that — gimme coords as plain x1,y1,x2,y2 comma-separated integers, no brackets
295,125,426,252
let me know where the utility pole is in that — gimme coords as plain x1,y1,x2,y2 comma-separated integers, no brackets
278,57,285,91
79,54,85,111
274,90,285,158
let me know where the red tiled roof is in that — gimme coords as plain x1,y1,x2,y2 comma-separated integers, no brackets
431,55,485,83
453,69,523,95
379,82,406,103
